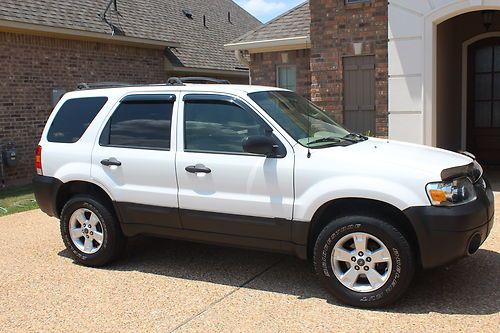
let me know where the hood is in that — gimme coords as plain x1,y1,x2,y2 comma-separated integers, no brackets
312,138,473,181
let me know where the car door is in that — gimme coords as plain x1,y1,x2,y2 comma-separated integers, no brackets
176,93,295,241
91,93,181,228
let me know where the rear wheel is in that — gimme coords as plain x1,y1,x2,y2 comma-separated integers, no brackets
313,215,415,308
60,195,126,267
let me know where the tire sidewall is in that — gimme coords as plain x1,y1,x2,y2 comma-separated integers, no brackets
315,216,413,307
60,196,118,266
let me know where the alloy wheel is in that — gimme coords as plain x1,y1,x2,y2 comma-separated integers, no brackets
331,232,392,293
68,208,104,254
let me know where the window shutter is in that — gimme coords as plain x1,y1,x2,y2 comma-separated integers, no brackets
343,56,376,134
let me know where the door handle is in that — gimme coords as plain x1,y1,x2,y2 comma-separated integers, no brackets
101,158,122,167
185,164,211,174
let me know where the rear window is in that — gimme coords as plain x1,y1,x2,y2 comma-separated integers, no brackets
47,97,108,143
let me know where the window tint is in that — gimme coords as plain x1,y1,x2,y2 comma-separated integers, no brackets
47,97,107,143
184,101,266,153
106,101,173,150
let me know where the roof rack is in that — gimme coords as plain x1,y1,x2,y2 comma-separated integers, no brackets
77,77,231,90
166,77,231,85
76,82,136,90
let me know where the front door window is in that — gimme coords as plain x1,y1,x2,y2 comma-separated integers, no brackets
183,100,267,154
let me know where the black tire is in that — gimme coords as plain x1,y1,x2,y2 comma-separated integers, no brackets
60,195,126,267
313,215,415,308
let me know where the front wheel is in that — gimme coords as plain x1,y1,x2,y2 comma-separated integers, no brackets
313,215,415,308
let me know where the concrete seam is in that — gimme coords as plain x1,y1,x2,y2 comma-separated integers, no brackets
169,257,285,332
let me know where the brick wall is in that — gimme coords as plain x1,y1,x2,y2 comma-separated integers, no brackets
309,0,388,136
250,49,311,99
0,32,166,185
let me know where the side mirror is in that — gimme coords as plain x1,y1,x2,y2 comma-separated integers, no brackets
242,135,277,157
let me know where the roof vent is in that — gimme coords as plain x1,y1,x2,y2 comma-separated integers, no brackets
228,12,231,23
182,9,193,19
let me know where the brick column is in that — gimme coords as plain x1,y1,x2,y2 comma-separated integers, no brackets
309,0,388,137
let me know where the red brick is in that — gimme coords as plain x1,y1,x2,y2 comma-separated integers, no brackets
247,1,389,138
250,50,311,99
310,0,388,137
0,32,165,185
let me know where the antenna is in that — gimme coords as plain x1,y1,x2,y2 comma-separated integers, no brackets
98,0,125,36
307,109,311,158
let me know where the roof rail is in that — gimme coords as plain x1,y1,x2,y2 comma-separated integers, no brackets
166,77,231,85
76,82,136,90
77,77,231,90
166,77,184,86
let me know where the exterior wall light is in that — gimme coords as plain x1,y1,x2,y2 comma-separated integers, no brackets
482,10,495,31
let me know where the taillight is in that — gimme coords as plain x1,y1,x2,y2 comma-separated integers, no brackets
35,145,43,175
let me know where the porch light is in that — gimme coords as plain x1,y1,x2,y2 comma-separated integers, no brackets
482,10,495,31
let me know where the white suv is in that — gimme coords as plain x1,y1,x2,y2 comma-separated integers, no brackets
33,78,495,308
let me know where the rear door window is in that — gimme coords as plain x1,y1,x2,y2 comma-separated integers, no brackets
100,95,174,150
47,97,108,143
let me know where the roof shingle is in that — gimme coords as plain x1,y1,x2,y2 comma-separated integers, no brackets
0,0,261,72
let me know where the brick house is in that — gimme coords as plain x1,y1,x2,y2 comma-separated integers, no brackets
0,0,260,185
227,0,500,165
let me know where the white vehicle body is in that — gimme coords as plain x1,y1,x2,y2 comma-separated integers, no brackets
40,84,472,218
34,82,494,271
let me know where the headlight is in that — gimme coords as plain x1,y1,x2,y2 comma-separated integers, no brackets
426,178,477,206
471,160,483,183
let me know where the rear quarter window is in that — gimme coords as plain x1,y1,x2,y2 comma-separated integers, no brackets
47,97,108,143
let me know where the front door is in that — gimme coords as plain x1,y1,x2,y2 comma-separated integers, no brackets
175,93,295,241
467,38,500,165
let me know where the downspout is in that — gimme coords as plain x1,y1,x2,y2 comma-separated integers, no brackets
235,50,252,85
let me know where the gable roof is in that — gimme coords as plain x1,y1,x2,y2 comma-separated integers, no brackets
226,1,309,51
0,0,261,72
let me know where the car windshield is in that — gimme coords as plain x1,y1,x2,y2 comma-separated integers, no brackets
249,90,353,147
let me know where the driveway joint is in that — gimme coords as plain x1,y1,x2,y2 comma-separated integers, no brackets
169,257,285,333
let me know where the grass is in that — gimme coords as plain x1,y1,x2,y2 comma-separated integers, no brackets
0,184,38,216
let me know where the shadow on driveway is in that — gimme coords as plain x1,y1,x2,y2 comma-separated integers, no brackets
484,167,500,192
59,236,500,315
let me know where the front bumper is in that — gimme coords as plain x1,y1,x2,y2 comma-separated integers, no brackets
404,178,495,269
33,175,62,218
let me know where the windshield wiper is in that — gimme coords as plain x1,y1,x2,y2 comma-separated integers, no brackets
343,132,368,141
307,137,352,146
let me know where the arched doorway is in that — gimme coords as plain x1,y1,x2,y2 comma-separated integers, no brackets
434,9,500,165
388,1,500,150
467,37,500,164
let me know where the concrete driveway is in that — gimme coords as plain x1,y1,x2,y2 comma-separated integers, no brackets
1,195,499,332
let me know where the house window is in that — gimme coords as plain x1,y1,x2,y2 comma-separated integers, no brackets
276,65,297,91
345,0,370,4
